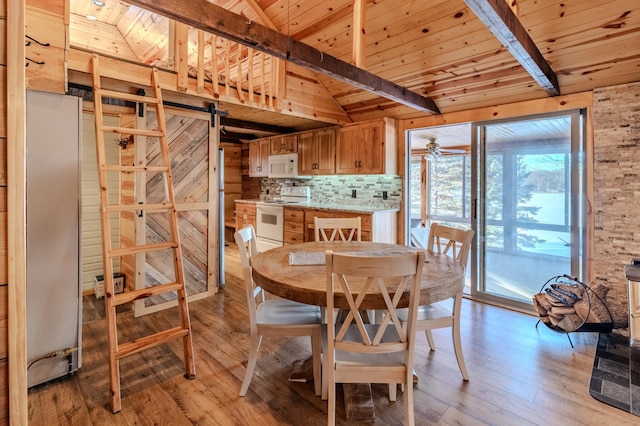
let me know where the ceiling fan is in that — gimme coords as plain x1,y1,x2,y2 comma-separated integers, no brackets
422,137,466,161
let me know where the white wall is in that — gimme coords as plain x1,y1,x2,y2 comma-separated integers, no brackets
81,113,121,293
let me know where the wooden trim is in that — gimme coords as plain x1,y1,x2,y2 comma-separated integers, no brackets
197,30,205,94
208,102,219,293
463,0,560,96
352,0,366,68
7,0,28,422
126,0,440,114
398,91,594,251
400,91,593,132
175,22,189,92
585,106,595,285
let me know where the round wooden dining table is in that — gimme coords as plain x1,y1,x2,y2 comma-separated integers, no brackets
251,241,465,309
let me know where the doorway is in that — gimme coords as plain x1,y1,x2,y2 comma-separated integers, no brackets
407,110,586,312
473,111,586,310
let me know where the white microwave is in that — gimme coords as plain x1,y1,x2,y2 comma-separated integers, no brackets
267,153,299,178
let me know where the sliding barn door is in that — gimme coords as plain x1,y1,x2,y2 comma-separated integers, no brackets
134,107,218,316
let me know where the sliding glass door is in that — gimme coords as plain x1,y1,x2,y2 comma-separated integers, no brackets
472,112,585,310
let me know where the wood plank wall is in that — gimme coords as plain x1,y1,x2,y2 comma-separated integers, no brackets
221,143,241,231
0,0,8,421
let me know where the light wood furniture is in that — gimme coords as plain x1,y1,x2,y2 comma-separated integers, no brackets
335,118,397,175
298,128,336,175
304,209,395,243
251,241,464,309
324,250,425,426
398,223,475,381
235,201,257,232
234,225,322,397
251,241,464,422
248,138,269,177
314,217,362,242
270,134,298,155
92,56,196,413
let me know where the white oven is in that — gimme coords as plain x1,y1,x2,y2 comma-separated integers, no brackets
255,203,284,252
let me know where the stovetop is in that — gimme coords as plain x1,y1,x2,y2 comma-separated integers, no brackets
257,186,310,206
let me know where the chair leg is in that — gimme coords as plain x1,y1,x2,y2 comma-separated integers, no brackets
452,316,469,381
425,329,436,351
388,383,397,401
328,368,336,426
239,334,262,396
312,330,322,396
405,369,415,426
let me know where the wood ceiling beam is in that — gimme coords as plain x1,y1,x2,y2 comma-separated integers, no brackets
126,0,440,114
463,0,560,96
220,117,295,134
220,130,257,141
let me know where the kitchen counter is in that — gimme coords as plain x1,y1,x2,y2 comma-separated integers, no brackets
234,199,399,214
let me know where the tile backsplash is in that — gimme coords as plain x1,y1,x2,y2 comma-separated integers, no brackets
262,175,402,209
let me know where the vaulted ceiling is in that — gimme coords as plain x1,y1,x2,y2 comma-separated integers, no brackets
69,0,640,131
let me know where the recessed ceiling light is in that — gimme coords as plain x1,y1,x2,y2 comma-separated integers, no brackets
92,0,105,6
85,14,98,21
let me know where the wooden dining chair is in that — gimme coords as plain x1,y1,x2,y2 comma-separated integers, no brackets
323,250,425,426
314,217,361,242
234,225,322,396
398,223,475,381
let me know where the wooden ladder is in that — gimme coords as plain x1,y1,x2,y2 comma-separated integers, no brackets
91,54,196,413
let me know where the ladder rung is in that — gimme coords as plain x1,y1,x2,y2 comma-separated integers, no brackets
110,242,177,257
115,327,189,360
100,126,164,137
98,89,160,105
105,203,174,214
110,282,183,306
102,165,169,173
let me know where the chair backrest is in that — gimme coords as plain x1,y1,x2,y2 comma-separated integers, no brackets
315,217,362,242
325,250,425,356
428,223,475,267
234,225,263,330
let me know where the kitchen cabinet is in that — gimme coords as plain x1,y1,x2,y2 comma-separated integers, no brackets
298,128,336,175
270,134,298,155
336,118,397,175
235,201,257,231
301,208,397,243
249,138,270,177
284,207,305,244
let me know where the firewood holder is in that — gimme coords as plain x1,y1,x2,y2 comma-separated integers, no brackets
534,274,614,348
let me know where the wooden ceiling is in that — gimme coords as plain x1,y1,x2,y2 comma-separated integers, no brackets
68,0,640,130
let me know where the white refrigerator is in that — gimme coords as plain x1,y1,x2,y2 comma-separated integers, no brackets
26,90,82,387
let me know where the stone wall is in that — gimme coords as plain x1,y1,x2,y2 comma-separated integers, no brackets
593,81,640,328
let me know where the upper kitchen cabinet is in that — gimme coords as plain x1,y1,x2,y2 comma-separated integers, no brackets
336,118,397,175
249,138,270,177
270,134,298,155
298,128,336,176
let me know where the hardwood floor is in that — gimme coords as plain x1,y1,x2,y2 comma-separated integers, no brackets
28,244,639,425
